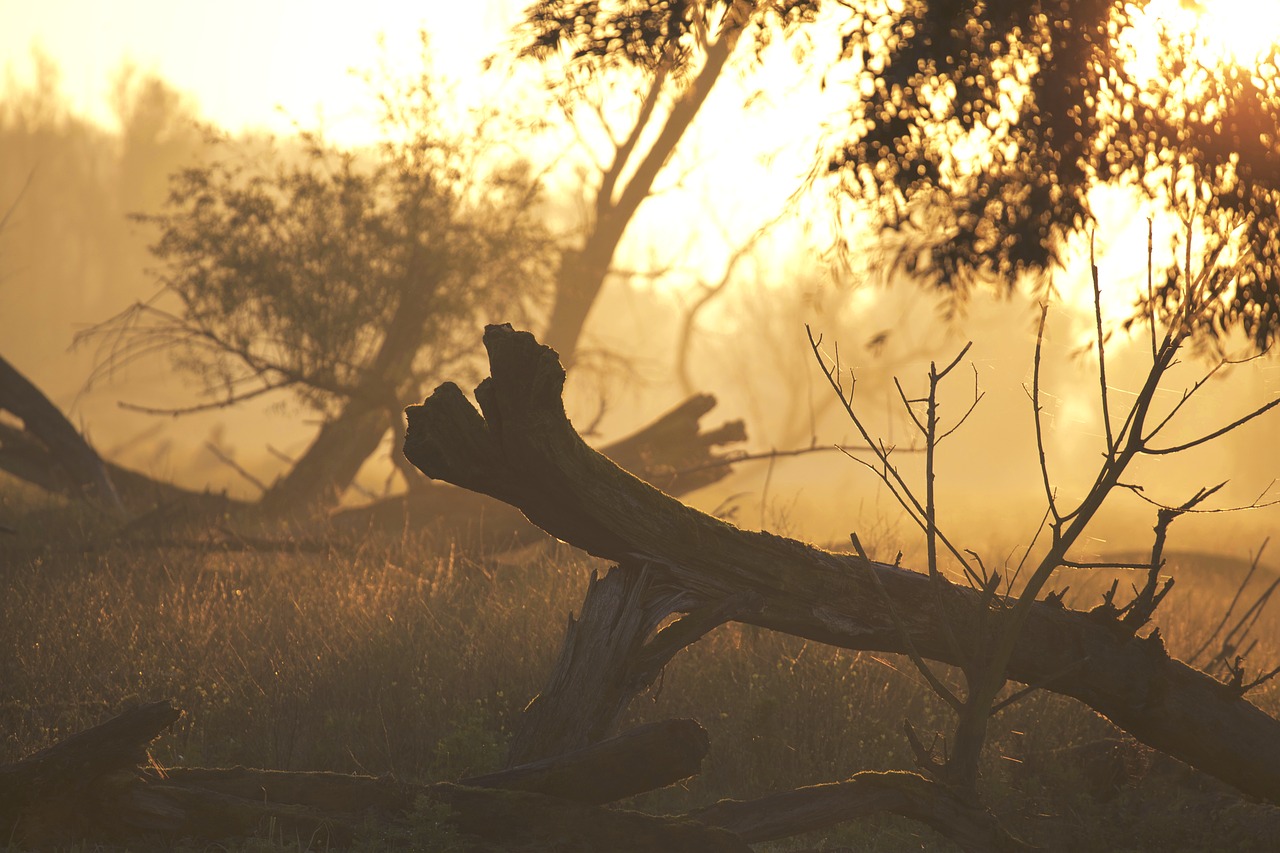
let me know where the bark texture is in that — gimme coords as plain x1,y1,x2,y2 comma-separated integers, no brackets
402,324,1280,804
330,392,745,543
0,702,728,851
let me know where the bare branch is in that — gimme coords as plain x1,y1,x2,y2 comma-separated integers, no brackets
1190,539,1268,666
120,380,296,417
1090,236,1116,457
810,325,980,584
1144,395,1280,455
936,363,983,444
849,534,962,710
203,442,268,494
1030,303,1059,524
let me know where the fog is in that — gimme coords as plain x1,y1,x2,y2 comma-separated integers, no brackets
2,17,1277,572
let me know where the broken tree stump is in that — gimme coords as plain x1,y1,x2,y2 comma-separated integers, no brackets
330,392,746,543
506,560,758,766
0,700,182,843
402,324,1280,804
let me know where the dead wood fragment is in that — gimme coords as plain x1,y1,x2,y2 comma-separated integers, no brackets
473,717,710,802
0,415,239,521
330,392,746,541
692,770,1028,852
401,324,1280,805
505,561,754,766
0,701,722,850
0,700,182,844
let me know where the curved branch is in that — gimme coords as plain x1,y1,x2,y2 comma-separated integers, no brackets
403,325,1280,804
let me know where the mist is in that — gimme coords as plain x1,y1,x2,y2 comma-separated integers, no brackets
2,37,1278,558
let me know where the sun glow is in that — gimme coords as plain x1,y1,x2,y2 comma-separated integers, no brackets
1128,0,1280,76
1184,0,1280,63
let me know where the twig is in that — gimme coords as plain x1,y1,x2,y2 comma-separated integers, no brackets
1030,304,1060,524
989,656,1091,715
1143,394,1280,455
1090,235,1116,457
1189,539,1267,665
203,442,268,493
668,442,924,478
849,534,962,710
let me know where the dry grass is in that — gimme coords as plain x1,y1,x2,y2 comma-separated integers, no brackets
3,488,1280,851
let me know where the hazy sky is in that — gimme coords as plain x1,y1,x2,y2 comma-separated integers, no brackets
1,0,524,141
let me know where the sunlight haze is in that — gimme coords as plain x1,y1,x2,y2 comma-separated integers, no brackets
1,0,523,142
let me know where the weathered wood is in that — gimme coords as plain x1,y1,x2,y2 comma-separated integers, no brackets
692,770,1027,852
402,324,1280,804
506,561,757,765
0,700,182,844
128,776,751,852
331,392,745,540
1,701,721,849
506,562,679,763
469,717,709,803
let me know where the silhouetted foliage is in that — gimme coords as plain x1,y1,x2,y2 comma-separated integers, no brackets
524,1,1280,349
827,0,1280,349
95,47,554,422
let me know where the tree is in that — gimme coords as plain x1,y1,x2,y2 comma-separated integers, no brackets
88,41,556,513
532,1,1280,351
825,0,1280,344
403,308,1280,848
515,0,820,367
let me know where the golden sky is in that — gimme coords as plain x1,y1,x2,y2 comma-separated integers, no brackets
1,0,524,142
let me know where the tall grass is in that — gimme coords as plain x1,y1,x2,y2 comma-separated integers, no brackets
3,491,1278,850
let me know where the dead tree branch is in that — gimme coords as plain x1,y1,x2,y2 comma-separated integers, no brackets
402,325,1280,804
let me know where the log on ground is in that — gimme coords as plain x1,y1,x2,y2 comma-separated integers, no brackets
0,701,720,850
402,324,1280,804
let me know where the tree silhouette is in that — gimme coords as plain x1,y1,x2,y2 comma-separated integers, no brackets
88,45,555,511
516,0,820,367
530,1,1280,347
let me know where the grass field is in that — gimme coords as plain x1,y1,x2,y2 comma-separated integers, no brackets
4,488,1280,851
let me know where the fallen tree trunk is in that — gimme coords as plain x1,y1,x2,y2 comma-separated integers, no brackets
0,354,123,512
694,770,1022,849
330,393,746,542
1,702,732,850
402,324,1280,804
0,413,240,519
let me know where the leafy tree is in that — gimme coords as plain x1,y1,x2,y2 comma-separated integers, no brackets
91,44,555,511
826,0,1280,348
530,0,1280,349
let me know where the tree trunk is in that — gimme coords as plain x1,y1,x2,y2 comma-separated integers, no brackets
541,8,750,367
402,324,1280,805
258,403,389,516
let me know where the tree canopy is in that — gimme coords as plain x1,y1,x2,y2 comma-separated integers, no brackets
98,53,553,420
521,0,1280,349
